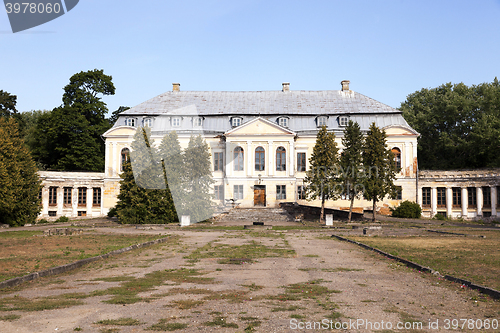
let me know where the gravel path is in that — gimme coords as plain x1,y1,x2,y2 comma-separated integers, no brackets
0,226,498,333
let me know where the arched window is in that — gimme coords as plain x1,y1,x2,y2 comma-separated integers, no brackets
121,148,130,171
392,147,401,171
234,146,244,171
255,147,265,171
276,146,286,171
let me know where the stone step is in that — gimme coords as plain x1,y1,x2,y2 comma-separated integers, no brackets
215,207,294,223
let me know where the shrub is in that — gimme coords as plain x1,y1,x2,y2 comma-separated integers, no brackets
433,213,446,221
55,215,69,223
391,200,421,219
107,207,117,218
37,218,49,224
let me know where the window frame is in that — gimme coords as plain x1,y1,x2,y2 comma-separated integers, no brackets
214,152,224,172
317,116,328,127
452,188,461,208
255,146,265,171
121,148,130,172
233,147,244,171
297,185,306,200
437,187,446,207
143,118,153,127
49,187,57,206
276,185,286,200
483,186,491,208
278,117,289,128
231,117,242,127
63,187,72,206
276,146,286,171
214,185,224,201
93,188,101,207
233,185,244,200
172,117,181,127
125,118,136,127
392,147,401,171
422,187,431,207
194,117,203,127
78,187,87,207
468,187,477,208
297,152,306,172
339,116,349,127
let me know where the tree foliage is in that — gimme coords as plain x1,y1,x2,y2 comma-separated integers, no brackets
0,90,17,118
401,78,500,169
362,123,398,222
304,126,339,222
0,117,41,226
339,120,365,223
31,69,115,171
391,200,421,219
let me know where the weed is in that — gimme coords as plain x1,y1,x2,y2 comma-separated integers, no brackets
97,318,142,325
203,316,238,328
169,300,204,309
0,314,21,321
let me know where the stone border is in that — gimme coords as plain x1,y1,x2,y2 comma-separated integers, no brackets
331,234,500,299
0,237,171,289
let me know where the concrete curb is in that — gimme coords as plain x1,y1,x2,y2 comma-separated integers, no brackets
0,237,171,289
331,234,500,299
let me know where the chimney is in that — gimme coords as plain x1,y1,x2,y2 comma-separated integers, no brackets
172,83,180,92
282,82,290,92
341,80,350,91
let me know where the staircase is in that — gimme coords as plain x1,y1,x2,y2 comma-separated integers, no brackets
214,207,295,225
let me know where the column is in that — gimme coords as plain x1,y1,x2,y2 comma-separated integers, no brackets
446,187,453,217
41,187,48,216
268,140,274,177
72,187,78,217
112,142,117,177
225,142,232,177
491,186,497,217
289,139,295,177
405,142,411,177
477,186,483,216
104,140,110,177
431,187,437,217
417,187,422,206
86,187,92,217
461,187,468,218
57,187,63,216
246,141,252,177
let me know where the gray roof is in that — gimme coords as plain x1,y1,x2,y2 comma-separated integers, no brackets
121,90,400,116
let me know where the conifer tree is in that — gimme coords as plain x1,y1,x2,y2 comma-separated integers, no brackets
362,123,398,222
181,135,214,222
158,131,183,217
304,126,339,222
0,117,41,226
339,120,364,223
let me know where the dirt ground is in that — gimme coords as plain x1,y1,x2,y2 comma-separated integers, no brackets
0,220,499,333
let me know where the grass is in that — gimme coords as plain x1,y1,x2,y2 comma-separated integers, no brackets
203,316,238,328
351,231,500,290
169,299,204,309
96,318,142,325
0,314,21,321
186,240,295,262
148,319,188,331
0,232,169,282
0,293,86,311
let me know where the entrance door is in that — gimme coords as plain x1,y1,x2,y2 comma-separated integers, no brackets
254,185,266,206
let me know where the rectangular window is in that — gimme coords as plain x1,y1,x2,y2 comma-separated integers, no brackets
214,152,224,172
468,187,477,208
126,118,135,127
231,117,242,127
317,116,327,127
278,117,288,127
234,148,244,171
194,117,203,127
422,187,431,207
452,188,461,208
297,185,306,200
78,211,87,217
437,188,446,207
483,186,491,208
396,186,402,200
172,117,180,127
78,187,87,206
49,187,57,206
339,116,349,127
93,188,101,207
233,185,243,200
214,185,224,200
297,152,306,172
63,187,72,205
276,185,286,200
48,211,57,217
143,118,152,127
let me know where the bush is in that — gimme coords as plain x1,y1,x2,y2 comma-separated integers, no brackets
55,215,69,223
391,200,421,219
433,213,446,221
107,207,117,218
37,218,49,224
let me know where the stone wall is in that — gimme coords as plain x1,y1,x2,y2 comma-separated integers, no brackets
279,202,365,221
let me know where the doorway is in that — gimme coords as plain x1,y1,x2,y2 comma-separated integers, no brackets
254,185,266,206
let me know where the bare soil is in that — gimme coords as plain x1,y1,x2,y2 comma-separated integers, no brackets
0,220,499,333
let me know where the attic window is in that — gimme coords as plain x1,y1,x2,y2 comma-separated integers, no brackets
194,117,203,127
278,117,289,127
126,118,136,127
317,116,328,127
143,118,153,127
339,116,349,127
172,117,181,127
231,117,242,127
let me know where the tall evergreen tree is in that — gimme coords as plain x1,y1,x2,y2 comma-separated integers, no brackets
339,120,364,223
158,131,183,216
304,126,339,222
362,123,398,222
0,117,41,226
181,135,214,223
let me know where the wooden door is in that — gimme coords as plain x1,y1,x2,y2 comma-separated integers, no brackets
254,187,266,206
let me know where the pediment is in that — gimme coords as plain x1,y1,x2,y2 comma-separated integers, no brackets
225,117,295,137
102,126,137,138
383,125,420,137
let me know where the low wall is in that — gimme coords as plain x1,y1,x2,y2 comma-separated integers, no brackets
279,202,365,221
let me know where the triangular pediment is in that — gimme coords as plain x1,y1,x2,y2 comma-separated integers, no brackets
225,117,296,137
383,125,420,137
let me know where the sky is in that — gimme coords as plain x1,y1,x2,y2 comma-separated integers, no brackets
1,0,500,116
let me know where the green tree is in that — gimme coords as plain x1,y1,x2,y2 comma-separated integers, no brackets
401,79,500,169
0,117,41,226
339,120,364,223
0,90,17,118
108,106,130,125
181,135,214,222
158,131,183,216
32,69,115,171
362,123,398,222
304,126,339,223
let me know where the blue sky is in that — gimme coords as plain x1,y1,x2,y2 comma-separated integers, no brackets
1,0,500,115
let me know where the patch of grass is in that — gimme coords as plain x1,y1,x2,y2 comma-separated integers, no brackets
97,318,142,326
271,305,303,312
290,314,305,319
202,290,251,303
186,240,295,261
0,294,85,311
298,268,317,272
303,254,320,257
147,319,188,331
351,232,500,290
217,258,253,265
169,300,204,309
270,279,341,302
203,316,238,328
0,314,21,321
322,267,364,272
240,283,264,291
